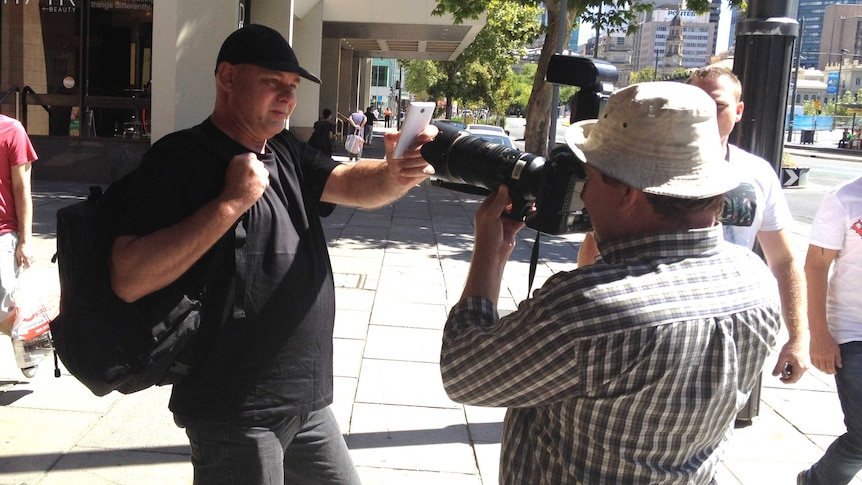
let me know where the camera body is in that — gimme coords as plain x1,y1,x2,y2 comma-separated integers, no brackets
422,123,591,234
420,55,617,235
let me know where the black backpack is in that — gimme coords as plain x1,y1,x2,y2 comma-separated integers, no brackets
49,129,240,396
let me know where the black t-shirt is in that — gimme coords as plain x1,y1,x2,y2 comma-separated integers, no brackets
116,118,340,420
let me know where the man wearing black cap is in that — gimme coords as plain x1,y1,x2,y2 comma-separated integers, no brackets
110,24,435,484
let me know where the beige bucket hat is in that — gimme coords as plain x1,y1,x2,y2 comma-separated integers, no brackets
564,81,739,199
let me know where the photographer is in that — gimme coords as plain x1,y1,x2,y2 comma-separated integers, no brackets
439,82,781,483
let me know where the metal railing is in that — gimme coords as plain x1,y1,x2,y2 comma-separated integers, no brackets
19,86,151,137
0,85,21,119
335,112,351,142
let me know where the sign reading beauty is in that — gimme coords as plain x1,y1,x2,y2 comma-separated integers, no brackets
1,1,153,13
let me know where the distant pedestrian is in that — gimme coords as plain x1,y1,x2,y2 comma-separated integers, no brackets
347,108,366,161
364,106,377,146
307,108,336,156
383,107,392,128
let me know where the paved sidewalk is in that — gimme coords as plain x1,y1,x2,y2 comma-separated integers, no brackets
0,127,859,483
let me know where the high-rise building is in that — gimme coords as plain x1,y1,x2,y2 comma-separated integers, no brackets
798,0,862,68
818,3,862,69
630,4,716,73
727,7,744,53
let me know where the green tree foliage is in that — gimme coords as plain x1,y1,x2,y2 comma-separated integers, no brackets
403,0,541,120
804,90,862,116
630,67,658,84
434,0,747,155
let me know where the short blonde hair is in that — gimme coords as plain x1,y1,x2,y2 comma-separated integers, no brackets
686,66,742,101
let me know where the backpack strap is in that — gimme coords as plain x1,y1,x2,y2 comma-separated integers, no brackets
232,217,247,320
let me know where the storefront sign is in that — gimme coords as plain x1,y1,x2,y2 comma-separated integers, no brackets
90,0,152,11
41,1,76,13
15,0,156,13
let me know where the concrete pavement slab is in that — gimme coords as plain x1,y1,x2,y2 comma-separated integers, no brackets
333,308,372,340
347,402,476,475
333,338,366,379
355,466,482,485
362,325,442,363
355,359,455,409
367,301,448,330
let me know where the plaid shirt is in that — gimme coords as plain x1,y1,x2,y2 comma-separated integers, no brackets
441,225,780,484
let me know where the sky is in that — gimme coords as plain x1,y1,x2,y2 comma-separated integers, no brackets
578,0,733,55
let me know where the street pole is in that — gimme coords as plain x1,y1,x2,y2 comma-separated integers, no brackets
397,63,403,130
838,48,848,107
730,0,799,425
786,17,803,143
653,49,659,81
731,0,799,175
548,0,568,153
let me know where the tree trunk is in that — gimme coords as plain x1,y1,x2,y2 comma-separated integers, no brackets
524,1,577,157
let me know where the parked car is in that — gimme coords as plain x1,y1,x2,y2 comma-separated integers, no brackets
467,124,508,135
467,129,515,148
433,119,467,130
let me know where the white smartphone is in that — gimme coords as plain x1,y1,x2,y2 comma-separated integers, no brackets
392,101,435,159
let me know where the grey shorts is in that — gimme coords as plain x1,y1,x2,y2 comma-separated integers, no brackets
0,231,21,318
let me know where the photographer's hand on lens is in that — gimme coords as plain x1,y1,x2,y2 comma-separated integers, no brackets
477,187,525,268
461,185,525,302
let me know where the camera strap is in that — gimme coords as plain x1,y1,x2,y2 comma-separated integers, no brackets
527,229,541,297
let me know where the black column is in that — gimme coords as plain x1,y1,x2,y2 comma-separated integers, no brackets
730,0,800,174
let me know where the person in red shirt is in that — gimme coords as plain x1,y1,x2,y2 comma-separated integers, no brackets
0,114,37,335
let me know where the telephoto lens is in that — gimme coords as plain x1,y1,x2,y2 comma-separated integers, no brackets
421,121,547,203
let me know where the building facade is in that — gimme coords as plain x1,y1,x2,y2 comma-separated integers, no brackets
630,5,716,73
799,0,862,69
818,3,862,70
0,0,483,183
596,31,634,87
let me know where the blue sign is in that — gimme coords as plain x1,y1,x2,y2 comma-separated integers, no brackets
827,71,839,95
785,115,834,131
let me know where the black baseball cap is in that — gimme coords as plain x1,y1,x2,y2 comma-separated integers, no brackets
215,24,321,84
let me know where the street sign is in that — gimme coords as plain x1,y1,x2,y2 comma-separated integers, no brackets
781,167,810,187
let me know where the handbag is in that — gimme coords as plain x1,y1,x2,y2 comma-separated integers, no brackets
345,133,364,155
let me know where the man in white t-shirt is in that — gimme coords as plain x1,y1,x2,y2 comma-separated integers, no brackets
798,176,862,484
685,67,808,384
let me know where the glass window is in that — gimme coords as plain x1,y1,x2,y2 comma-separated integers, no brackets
2,1,153,138
371,65,390,87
